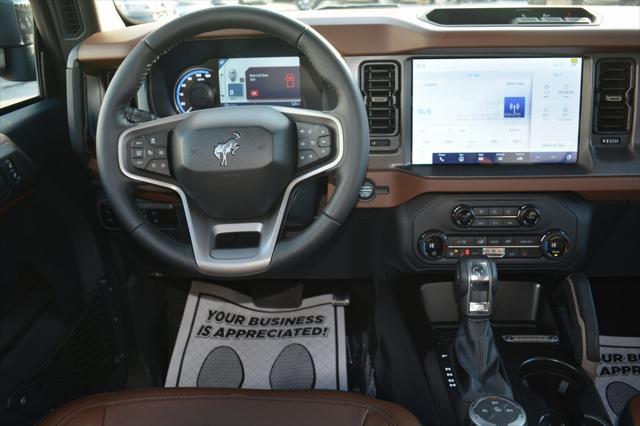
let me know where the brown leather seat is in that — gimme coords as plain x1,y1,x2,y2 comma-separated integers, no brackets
38,388,421,426
621,394,640,426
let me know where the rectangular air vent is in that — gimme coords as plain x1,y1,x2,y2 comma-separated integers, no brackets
58,0,83,38
360,62,399,136
594,59,635,135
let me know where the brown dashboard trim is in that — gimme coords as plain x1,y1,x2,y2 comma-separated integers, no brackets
77,8,640,65
360,170,640,207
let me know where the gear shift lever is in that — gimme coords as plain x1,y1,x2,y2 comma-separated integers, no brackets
453,256,513,402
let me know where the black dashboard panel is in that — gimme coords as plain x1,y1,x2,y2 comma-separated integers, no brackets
148,38,327,117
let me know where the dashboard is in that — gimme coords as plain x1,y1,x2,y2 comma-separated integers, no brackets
70,6,640,206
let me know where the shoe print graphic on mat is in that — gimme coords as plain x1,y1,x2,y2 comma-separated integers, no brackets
197,346,244,388
269,343,316,390
606,381,639,416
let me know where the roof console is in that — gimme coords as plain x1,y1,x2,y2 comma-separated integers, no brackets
423,7,596,26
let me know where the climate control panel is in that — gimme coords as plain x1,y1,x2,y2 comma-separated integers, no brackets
418,230,570,261
451,204,541,228
407,194,586,269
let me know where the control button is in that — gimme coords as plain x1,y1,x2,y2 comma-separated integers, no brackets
475,237,487,246
146,159,171,176
418,232,447,260
487,237,501,246
505,248,519,258
131,137,146,148
483,247,506,258
156,147,168,159
147,133,167,147
472,218,488,227
297,150,318,168
449,236,473,246
298,139,309,149
500,236,515,246
132,158,146,169
488,219,502,227
489,207,503,216
516,236,538,246
503,218,519,227
518,205,541,227
452,205,475,227
145,147,156,159
474,207,489,216
541,230,570,259
317,147,331,159
504,207,519,216
359,180,375,201
318,136,331,148
470,248,483,256
132,148,145,159
519,248,542,258
446,248,462,258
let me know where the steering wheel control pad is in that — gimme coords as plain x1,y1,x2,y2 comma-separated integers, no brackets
171,107,296,219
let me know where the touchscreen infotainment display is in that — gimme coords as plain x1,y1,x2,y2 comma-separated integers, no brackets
412,58,582,165
218,56,301,107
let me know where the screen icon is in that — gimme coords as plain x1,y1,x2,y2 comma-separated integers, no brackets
504,97,525,118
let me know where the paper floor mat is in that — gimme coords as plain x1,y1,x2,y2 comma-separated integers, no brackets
166,282,348,391
596,335,640,424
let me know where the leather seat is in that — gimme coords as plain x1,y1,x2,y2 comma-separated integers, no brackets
621,394,640,426
38,388,421,426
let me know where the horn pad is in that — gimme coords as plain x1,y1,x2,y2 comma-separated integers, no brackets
171,107,296,219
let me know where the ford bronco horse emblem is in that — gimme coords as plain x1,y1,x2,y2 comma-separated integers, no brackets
213,132,241,167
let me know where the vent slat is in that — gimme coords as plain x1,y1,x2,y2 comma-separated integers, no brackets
594,59,635,134
361,62,399,136
59,0,83,38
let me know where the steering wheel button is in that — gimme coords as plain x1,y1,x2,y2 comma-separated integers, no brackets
298,139,308,149
156,148,167,159
147,134,167,147
318,147,331,158
132,158,146,169
131,138,146,148
146,159,170,176
132,149,144,159
318,136,331,147
145,148,156,158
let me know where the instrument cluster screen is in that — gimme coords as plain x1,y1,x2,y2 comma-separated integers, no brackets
218,56,301,107
412,57,583,165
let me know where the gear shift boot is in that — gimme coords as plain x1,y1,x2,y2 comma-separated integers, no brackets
453,257,513,401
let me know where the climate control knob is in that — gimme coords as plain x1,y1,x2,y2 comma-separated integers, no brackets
518,204,541,227
418,232,447,260
452,205,475,227
541,230,570,259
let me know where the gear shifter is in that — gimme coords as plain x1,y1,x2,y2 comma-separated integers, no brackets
453,256,513,402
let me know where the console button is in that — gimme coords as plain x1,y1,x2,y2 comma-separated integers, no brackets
499,237,515,246
516,236,538,246
519,248,542,258
474,207,489,216
505,248,519,258
452,205,475,227
487,237,501,246
474,237,487,246
488,219,502,227
489,207,503,216
541,231,570,259
472,218,488,227
446,248,462,258
518,205,541,227
503,218,519,227
418,232,446,260
503,207,519,216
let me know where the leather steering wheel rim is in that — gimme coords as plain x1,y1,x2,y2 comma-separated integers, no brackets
96,6,369,276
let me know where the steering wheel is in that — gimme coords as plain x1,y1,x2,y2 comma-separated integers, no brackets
96,6,369,277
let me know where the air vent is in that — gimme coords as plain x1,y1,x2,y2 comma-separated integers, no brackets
360,62,399,136
594,59,635,134
58,0,83,38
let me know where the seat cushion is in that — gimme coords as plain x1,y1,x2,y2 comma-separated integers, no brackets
38,388,421,426
621,394,640,426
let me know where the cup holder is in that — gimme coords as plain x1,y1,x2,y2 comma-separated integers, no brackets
520,358,607,426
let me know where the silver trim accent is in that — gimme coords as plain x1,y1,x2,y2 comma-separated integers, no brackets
503,335,559,344
117,106,344,276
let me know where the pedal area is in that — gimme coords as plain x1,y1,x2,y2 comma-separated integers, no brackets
166,282,348,391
